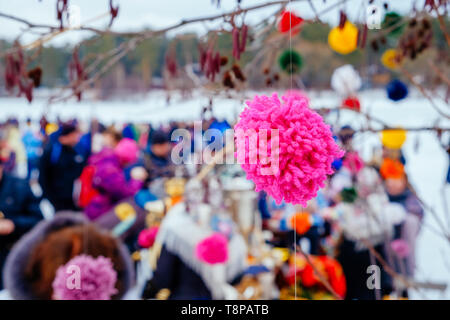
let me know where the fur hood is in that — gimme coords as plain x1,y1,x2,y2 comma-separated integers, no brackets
3,213,135,300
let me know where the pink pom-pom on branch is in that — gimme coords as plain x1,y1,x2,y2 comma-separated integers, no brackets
234,91,344,206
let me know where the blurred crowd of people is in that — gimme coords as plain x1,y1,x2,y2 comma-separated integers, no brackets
0,115,425,300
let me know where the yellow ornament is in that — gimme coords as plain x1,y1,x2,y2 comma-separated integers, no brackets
328,21,358,55
115,202,137,221
381,49,401,70
381,129,407,149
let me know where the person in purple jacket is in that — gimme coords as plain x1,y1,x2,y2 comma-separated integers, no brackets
84,138,146,220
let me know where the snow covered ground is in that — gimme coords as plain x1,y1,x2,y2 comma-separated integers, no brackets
0,88,449,299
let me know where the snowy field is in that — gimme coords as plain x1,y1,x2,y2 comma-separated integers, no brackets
0,88,449,299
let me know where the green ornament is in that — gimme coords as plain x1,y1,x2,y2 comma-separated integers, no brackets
278,49,303,74
341,187,358,203
382,12,404,37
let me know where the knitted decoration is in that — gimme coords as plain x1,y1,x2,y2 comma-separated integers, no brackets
341,96,361,112
381,129,407,149
386,79,408,101
138,226,159,248
278,49,303,74
380,158,405,180
52,255,118,300
381,49,402,70
195,233,229,264
331,65,361,96
290,212,312,235
390,239,410,258
278,10,304,34
328,21,358,55
382,12,404,37
343,151,364,174
340,187,358,203
235,92,344,206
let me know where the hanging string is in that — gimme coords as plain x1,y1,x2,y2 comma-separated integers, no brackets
288,0,297,301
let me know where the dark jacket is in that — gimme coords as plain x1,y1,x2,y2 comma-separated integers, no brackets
0,173,43,289
39,142,86,211
388,189,424,219
143,245,212,300
143,151,175,182
337,237,393,300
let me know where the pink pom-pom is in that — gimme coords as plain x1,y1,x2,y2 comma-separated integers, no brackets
343,151,364,174
52,255,118,300
390,239,410,258
114,138,139,165
235,92,344,206
195,233,229,264
138,226,159,248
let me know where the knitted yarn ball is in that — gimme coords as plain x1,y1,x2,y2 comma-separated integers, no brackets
331,65,361,96
343,151,364,174
328,21,358,55
386,79,408,101
381,129,407,149
278,50,303,74
195,233,229,264
380,158,405,180
138,226,159,248
382,12,404,37
278,10,303,34
390,239,410,258
381,49,402,70
52,255,118,300
340,187,358,203
234,92,344,206
290,212,312,235
341,96,361,112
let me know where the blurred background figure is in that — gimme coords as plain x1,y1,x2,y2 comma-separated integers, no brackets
2,213,134,300
39,122,86,212
0,139,43,290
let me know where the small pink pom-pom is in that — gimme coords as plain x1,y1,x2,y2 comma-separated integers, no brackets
195,233,229,264
390,239,410,259
138,226,159,248
343,151,364,174
235,92,344,206
52,255,118,300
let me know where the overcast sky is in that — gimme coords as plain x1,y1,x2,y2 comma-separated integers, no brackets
0,0,423,46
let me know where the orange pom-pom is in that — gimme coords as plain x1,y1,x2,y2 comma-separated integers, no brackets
380,158,404,180
290,212,312,235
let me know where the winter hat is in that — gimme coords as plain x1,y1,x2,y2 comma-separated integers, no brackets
114,138,139,164
59,122,78,137
52,254,118,300
150,130,169,145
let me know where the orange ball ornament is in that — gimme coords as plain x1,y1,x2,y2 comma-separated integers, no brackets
290,212,312,235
